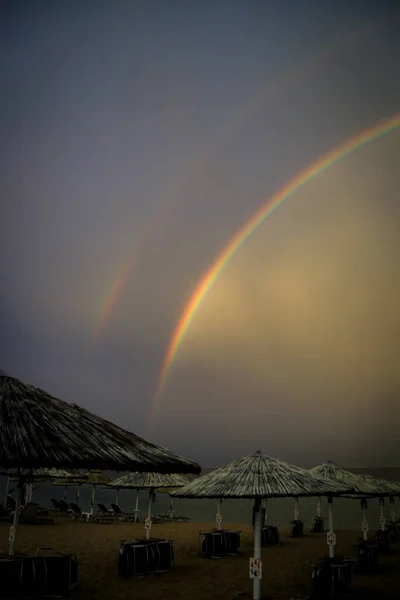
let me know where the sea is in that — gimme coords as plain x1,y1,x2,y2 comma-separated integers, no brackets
1,467,399,531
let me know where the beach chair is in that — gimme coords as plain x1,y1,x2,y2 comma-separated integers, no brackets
97,503,113,515
19,503,54,525
57,499,74,516
50,498,62,512
67,502,85,520
110,504,137,522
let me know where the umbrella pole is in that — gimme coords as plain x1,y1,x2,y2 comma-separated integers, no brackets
145,489,153,540
216,498,222,531
361,499,368,541
389,496,395,522
3,477,10,508
327,497,335,558
261,498,267,525
379,498,385,531
9,478,23,556
134,489,139,523
294,496,299,520
316,497,322,518
169,496,174,518
252,497,262,600
91,485,95,515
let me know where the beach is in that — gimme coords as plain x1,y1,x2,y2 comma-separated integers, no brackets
1,518,399,599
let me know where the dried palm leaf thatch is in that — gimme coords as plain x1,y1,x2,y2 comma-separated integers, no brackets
309,462,394,498
6,467,83,482
172,451,354,499
356,474,400,498
110,471,192,490
52,469,111,487
0,372,200,474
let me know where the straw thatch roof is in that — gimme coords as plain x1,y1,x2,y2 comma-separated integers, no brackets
109,472,192,490
171,451,354,499
0,372,200,474
309,462,393,497
53,470,111,487
358,474,400,497
5,468,83,482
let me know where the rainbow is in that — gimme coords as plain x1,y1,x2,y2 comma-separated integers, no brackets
92,20,381,346
152,113,400,415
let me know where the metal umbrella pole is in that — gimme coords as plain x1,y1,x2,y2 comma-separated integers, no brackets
134,489,140,522
262,498,268,525
3,477,10,508
250,497,263,600
361,498,369,541
216,498,222,531
327,497,336,558
316,497,322,517
294,496,300,520
379,498,386,531
9,477,23,556
145,488,153,540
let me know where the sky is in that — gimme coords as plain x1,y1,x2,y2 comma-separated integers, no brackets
1,0,399,468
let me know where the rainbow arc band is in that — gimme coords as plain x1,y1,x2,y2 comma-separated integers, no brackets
152,113,400,416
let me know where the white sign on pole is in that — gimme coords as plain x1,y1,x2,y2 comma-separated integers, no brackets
327,531,336,546
8,526,16,543
216,513,222,524
145,518,152,530
361,521,369,533
249,557,262,579
380,516,386,526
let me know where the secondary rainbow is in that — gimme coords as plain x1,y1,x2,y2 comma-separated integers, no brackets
152,112,400,414
92,21,380,346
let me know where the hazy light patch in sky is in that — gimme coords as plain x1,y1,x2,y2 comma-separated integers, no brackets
151,135,400,465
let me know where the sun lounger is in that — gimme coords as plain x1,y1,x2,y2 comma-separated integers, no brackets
110,504,138,523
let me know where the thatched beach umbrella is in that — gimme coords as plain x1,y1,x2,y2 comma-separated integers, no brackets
7,467,82,504
53,470,111,512
309,462,389,542
358,474,400,531
111,472,191,539
172,450,353,600
0,370,200,555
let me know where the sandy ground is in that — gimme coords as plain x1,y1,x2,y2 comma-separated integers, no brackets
0,517,399,600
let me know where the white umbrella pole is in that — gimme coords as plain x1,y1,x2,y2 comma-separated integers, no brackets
294,496,299,520
262,499,268,525
91,485,95,515
327,497,335,558
379,498,385,531
389,496,395,523
3,477,10,508
216,498,222,530
252,498,262,600
169,496,174,518
9,479,23,556
145,489,153,540
134,489,140,522
361,499,368,541
316,497,322,518
28,483,33,503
